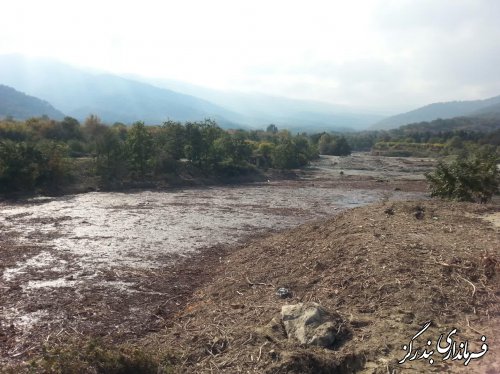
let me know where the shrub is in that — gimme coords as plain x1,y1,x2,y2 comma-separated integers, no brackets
425,152,499,202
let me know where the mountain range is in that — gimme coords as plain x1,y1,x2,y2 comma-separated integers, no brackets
0,55,243,127
0,55,384,130
0,54,499,132
125,75,386,131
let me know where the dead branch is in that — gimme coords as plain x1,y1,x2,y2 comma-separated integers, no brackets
245,276,273,287
457,274,477,298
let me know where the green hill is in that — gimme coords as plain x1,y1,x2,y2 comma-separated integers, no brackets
0,84,64,120
372,95,500,129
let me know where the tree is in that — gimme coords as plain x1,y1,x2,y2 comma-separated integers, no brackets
332,136,351,156
266,124,278,134
96,128,127,182
160,121,186,160
60,117,82,140
126,121,153,178
82,115,107,155
271,140,298,169
0,140,41,192
318,133,332,154
83,115,106,141
0,140,71,193
426,152,499,202
255,142,274,168
36,141,71,191
318,134,351,156
184,122,204,165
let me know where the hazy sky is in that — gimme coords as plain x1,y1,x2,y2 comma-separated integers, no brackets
2,0,499,111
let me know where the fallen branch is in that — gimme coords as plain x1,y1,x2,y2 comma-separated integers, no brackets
430,260,472,270
245,276,273,287
457,274,476,298
257,341,268,362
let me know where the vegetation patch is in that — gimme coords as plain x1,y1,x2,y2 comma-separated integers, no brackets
426,151,499,202
0,117,318,195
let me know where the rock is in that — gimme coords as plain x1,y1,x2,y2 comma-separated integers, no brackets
414,206,425,220
255,316,284,342
276,287,293,299
384,208,395,215
269,349,279,361
281,303,349,348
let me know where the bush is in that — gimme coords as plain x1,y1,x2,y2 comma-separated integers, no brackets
318,134,351,156
0,140,41,192
425,152,499,202
0,140,72,194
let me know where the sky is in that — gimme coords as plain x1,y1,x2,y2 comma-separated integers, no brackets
1,0,500,112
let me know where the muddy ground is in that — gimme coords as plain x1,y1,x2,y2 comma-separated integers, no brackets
0,153,467,372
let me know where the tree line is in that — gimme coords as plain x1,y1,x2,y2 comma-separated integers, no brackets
342,116,500,157
2,114,498,197
0,116,319,194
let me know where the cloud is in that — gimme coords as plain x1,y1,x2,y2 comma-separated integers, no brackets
1,0,499,112
233,0,500,110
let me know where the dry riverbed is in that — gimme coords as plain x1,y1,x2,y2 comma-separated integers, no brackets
0,154,432,369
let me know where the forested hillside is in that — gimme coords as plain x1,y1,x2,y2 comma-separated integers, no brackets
0,85,64,120
341,115,500,157
372,95,500,129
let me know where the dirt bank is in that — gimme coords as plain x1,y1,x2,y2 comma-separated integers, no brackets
142,200,499,373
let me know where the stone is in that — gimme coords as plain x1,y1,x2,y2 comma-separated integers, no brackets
255,316,284,342
276,287,293,299
281,302,348,348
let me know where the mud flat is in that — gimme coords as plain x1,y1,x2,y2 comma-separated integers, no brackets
0,154,432,369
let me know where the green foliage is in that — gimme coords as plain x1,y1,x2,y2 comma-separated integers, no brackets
318,134,352,156
159,121,186,160
0,119,31,141
271,141,297,169
83,115,108,149
372,141,444,157
126,121,153,178
425,152,499,202
324,116,500,157
96,128,128,182
36,141,72,191
0,140,41,192
0,140,71,193
0,117,319,194
255,141,274,168
270,137,314,169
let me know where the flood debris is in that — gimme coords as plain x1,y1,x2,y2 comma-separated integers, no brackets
145,200,499,373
